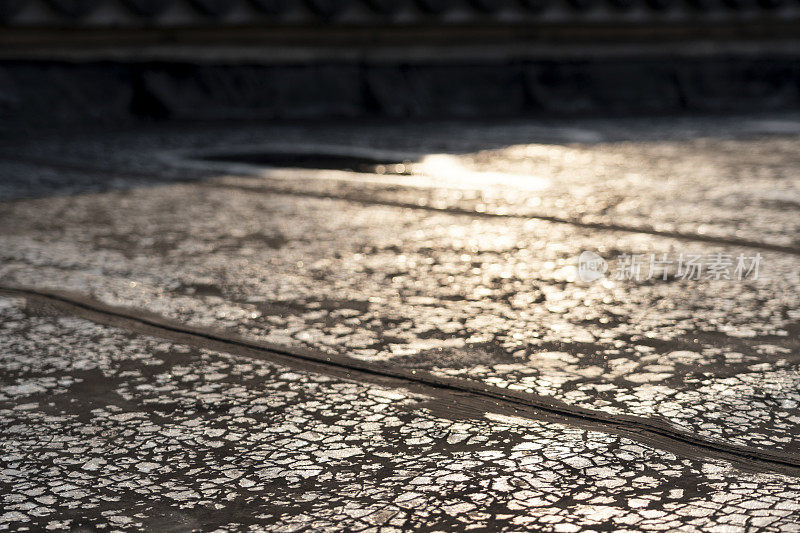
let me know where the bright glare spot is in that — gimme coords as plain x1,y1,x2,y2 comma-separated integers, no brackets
419,154,552,191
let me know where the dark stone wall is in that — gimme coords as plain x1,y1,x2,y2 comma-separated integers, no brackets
1,58,798,125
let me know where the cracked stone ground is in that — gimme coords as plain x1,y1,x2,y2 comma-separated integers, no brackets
1,114,800,530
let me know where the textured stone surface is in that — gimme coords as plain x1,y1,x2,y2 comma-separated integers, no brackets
1,115,799,529
2,296,800,531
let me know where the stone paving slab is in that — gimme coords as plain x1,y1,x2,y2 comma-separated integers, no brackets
1,116,800,530
4,115,800,249
2,182,799,455
2,295,800,532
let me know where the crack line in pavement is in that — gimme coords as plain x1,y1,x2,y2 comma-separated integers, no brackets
1,153,797,256
4,284,800,478
208,182,800,256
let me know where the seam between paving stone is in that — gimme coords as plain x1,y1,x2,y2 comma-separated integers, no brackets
4,284,800,479
207,182,800,256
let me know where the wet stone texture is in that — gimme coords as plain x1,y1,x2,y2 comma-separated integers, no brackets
1,115,800,530
2,296,800,532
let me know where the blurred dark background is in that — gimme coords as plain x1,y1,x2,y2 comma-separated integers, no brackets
0,0,799,126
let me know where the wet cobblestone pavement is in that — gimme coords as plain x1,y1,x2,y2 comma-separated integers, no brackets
1,115,800,530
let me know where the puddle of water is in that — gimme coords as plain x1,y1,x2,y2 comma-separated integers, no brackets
200,152,416,175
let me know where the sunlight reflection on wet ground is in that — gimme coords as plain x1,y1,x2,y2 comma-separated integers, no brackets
1,116,800,530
